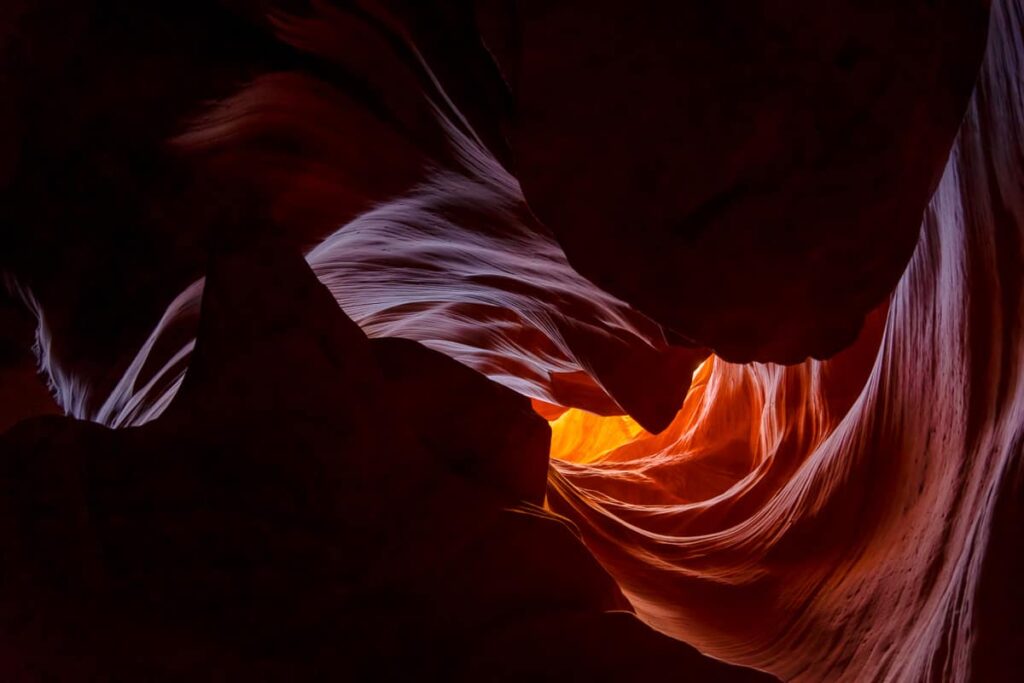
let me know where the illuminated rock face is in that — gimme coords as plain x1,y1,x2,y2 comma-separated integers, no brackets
546,4,1024,678
0,0,1021,680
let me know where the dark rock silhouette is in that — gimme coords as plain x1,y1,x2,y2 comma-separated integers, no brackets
1,245,773,681
1,1,1021,681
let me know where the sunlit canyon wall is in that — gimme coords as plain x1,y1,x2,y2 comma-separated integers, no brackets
0,1,1021,680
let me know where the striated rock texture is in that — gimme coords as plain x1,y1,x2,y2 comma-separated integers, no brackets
0,0,1021,681
545,2,1024,678
72,128,704,435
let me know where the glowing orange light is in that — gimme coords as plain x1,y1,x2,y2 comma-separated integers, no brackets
544,356,715,464
547,408,649,464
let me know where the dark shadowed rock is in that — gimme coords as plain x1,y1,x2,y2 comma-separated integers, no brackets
0,246,775,681
495,0,989,362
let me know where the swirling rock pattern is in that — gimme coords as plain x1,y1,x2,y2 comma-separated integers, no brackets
0,0,1020,680
546,3,1024,678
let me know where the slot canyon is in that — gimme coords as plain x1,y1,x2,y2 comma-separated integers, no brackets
0,1,1022,680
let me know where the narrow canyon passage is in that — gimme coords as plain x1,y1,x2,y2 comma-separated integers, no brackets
0,1,1021,680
